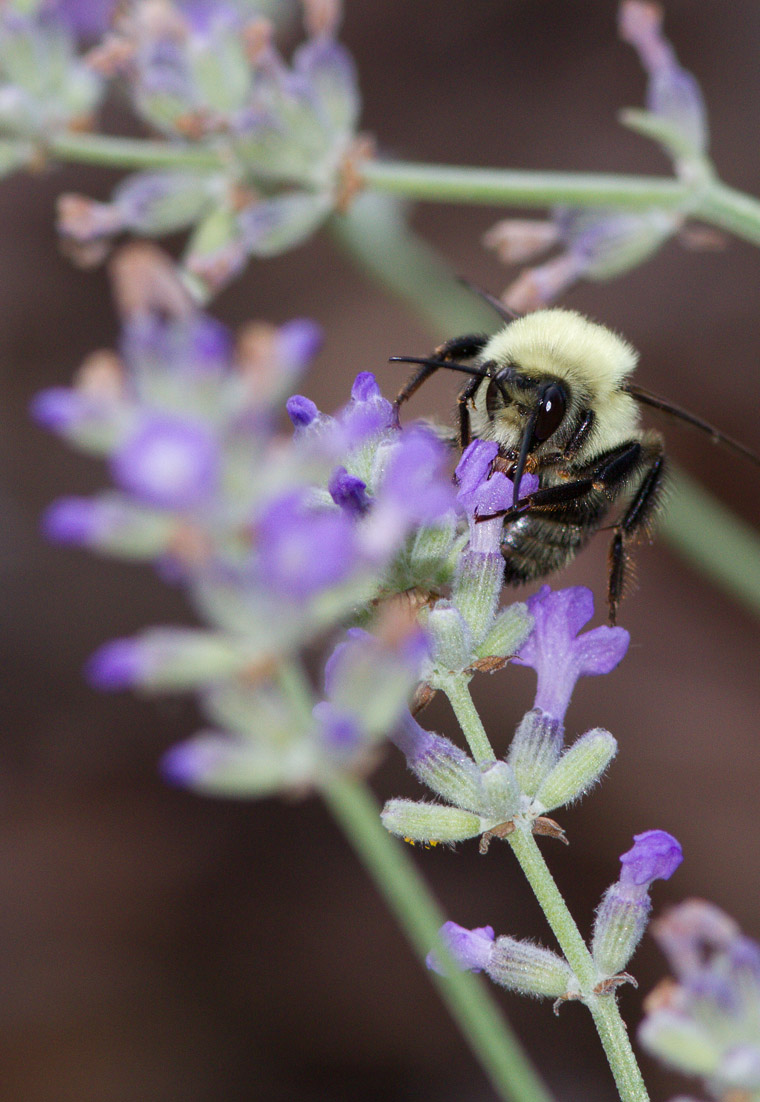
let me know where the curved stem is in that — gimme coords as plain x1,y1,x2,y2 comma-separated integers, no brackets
321,773,553,1102
507,828,649,1102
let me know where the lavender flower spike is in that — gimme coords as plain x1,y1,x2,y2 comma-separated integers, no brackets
513,585,630,723
427,922,495,975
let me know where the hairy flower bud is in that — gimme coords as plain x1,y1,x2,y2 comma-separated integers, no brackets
592,830,683,978
534,728,617,812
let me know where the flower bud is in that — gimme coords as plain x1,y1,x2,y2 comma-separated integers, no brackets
474,602,532,662
592,830,683,977
162,731,297,798
534,728,617,812
452,549,504,646
638,1011,721,1078
43,493,174,559
86,628,249,692
488,936,576,1000
427,922,494,975
392,716,486,813
507,709,563,796
381,799,483,845
479,760,521,822
426,603,474,673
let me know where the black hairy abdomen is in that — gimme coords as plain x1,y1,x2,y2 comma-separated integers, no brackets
500,490,610,584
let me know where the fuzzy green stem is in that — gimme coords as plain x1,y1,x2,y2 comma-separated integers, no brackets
694,180,760,246
49,131,225,171
440,673,496,764
362,160,688,209
508,828,648,1102
321,773,553,1102
659,466,760,619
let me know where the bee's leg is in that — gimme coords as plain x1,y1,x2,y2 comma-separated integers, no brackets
607,440,667,625
457,374,482,448
393,334,488,412
482,440,652,522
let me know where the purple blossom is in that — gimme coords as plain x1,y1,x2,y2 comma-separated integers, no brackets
122,314,233,379
379,428,455,523
513,585,630,722
111,414,219,510
85,637,146,691
338,372,396,447
455,439,538,553
31,387,102,432
619,830,684,893
312,701,364,757
48,0,116,37
427,922,495,975
619,0,708,154
256,492,359,598
328,466,370,516
277,319,323,372
640,901,760,1094
287,394,320,429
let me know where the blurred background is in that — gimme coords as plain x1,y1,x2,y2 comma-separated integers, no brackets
2,1,760,1098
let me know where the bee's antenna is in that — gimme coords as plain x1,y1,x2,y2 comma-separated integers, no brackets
456,276,521,322
388,355,489,379
625,383,760,467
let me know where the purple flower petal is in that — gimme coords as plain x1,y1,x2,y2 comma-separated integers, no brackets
619,830,683,890
43,497,102,545
257,493,358,598
378,428,455,525
514,586,630,722
328,466,370,516
313,700,364,757
85,638,146,691
427,922,495,975
339,372,396,446
111,414,219,510
275,318,323,381
287,394,319,428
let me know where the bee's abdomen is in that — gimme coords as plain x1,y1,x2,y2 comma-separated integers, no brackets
500,512,602,584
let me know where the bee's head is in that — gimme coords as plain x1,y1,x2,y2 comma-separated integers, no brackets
478,362,572,502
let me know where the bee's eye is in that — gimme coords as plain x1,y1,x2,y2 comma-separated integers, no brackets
534,383,567,441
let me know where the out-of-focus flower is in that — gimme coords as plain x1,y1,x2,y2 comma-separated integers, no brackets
0,1,104,167
484,0,713,311
592,830,683,981
639,900,760,1100
36,249,471,797
57,0,367,296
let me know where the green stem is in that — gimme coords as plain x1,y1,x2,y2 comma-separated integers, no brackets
508,828,648,1102
49,131,224,171
362,159,689,210
321,773,553,1102
440,673,496,764
660,466,760,619
694,180,760,246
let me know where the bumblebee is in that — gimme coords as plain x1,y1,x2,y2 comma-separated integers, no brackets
392,299,759,624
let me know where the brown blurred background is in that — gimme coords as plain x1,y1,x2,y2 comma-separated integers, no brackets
2,1,760,1099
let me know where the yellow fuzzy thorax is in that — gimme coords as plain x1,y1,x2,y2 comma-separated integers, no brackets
481,309,638,392
476,309,642,455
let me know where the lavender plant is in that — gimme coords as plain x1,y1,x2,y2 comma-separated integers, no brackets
13,0,760,1099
